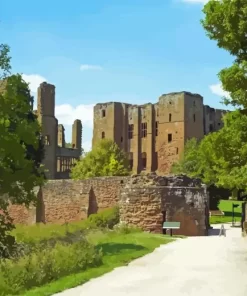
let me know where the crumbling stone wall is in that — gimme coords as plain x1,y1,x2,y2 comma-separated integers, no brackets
8,177,129,225
119,173,209,236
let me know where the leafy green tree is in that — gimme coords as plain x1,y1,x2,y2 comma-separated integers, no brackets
0,46,45,257
0,44,11,79
172,111,247,191
71,139,130,179
171,138,200,177
201,0,247,108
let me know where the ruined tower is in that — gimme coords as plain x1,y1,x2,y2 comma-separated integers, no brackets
72,119,82,150
37,82,58,179
58,124,65,147
93,91,226,175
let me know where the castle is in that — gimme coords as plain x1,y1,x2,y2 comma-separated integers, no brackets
93,91,227,174
36,82,82,179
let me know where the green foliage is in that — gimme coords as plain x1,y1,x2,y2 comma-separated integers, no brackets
71,139,130,179
201,0,247,108
0,239,102,295
87,207,120,229
0,207,173,296
12,207,120,244
0,47,45,257
113,223,142,234
171,138,200,177
0,44,11,79
172,111,247,191
23,231,173,296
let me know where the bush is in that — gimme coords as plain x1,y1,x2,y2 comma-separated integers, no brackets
12,207,120,245
87,207,119,229
0,238,102,295
114,223,142,234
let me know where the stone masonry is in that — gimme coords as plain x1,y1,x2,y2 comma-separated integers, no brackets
37,82,82,179
8,177,129,225
119,173,209,236
7,175,209,236
93,91,228,175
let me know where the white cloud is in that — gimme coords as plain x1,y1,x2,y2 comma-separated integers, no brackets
55,103,95,128
182,0,208,3
22,74,47,93
209,83,230,98
80,64,103,71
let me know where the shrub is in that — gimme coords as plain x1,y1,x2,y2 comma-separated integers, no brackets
114,223,142,234
12,207,120,245
87,206,119,229
0,238,102,295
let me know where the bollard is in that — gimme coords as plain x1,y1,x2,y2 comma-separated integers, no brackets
219,224,226,237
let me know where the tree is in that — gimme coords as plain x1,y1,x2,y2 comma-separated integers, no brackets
172,111,247,191
201,0,247,108
71,139,131,179
0,44,11,79
0,46,45,257
171,138,201,177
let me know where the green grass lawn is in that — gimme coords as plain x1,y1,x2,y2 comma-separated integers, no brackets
210,199,243,224
21,230,175,296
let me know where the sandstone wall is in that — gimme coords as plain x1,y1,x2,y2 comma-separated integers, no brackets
120,174,209,236
8,177,129,225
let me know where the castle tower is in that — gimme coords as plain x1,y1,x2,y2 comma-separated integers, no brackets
37,82,58,179
72,119,82,150
58,124,65,147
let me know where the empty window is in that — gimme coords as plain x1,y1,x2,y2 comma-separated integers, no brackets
155,121,158,136
102,110,106,117
168,133,172,143
218,122,221,126
128,124,134,139
142,152,147,170
176,147,179,154
44,135,50,146
193,114,196,122
129,159,133,170
209,124,213,132
193,101,196,106
169,101,172,104
141,122,147,138
121,136,123,142
156,108,159,117
169,113,172,122
102,131,105,139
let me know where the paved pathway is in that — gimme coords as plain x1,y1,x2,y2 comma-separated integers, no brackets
54,224,247,296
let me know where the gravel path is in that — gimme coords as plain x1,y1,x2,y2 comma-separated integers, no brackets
54,224,247,296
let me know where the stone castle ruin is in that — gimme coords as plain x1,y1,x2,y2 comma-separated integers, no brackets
93,91,227,174
36,82,82,179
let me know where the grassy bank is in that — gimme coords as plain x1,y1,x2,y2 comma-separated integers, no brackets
22,231,174,296
0,208,175,296
210,200,243,224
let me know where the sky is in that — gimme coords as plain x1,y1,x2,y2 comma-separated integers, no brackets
0,0,233,152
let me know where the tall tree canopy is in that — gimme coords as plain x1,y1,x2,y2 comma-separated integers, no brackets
71,139,131,179
0,44,45,256
201,0,247,108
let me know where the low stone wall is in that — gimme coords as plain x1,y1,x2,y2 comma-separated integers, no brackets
119,174,209,236
8,177,129,225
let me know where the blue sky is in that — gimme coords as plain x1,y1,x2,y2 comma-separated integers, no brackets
0,0,233,151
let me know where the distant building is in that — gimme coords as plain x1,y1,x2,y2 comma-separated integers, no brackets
93,91,227,174
37,82,82,179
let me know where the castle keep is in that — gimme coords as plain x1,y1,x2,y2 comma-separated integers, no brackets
36,82,82,179
93,91,227,174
